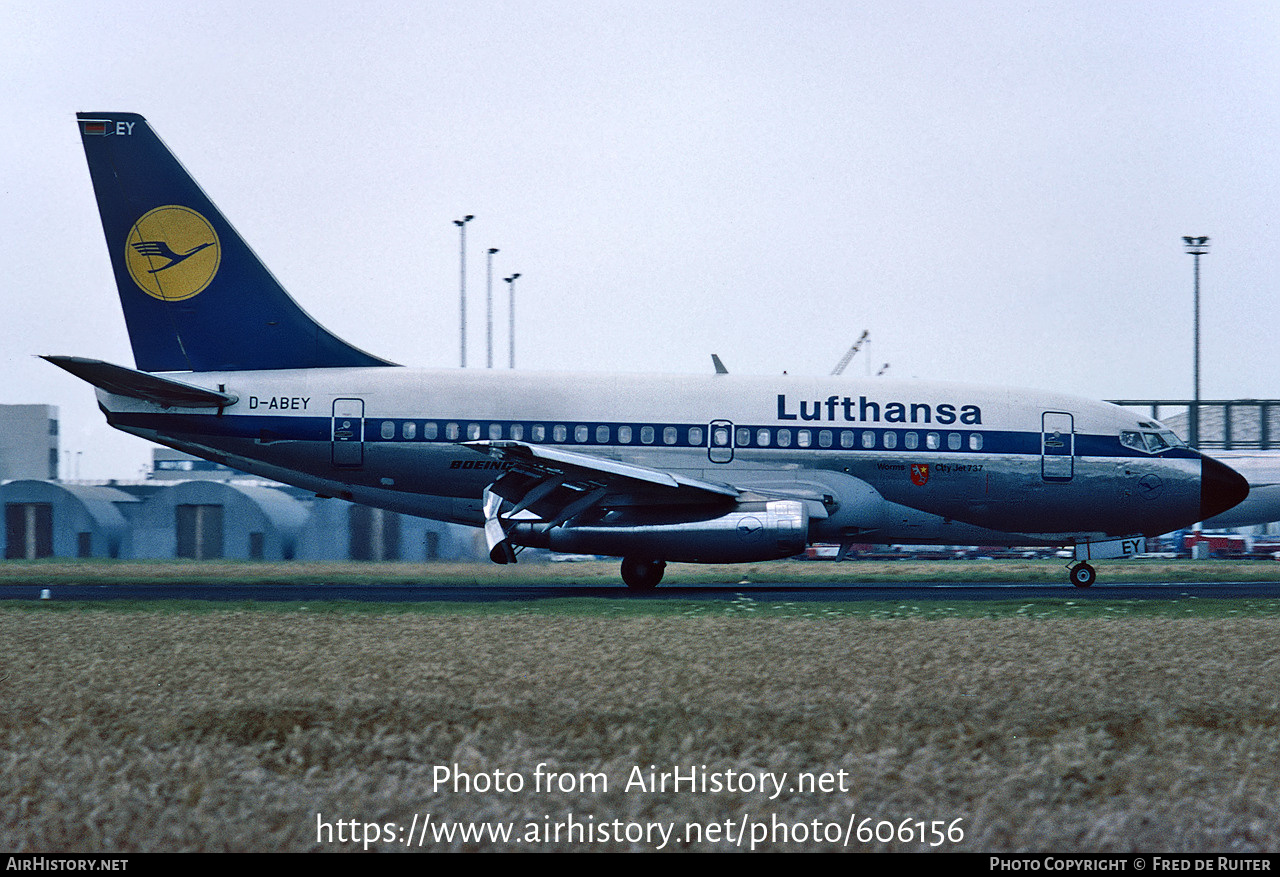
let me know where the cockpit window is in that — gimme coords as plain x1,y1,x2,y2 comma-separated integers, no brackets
1122,429,1185,454
1143,432,1170,453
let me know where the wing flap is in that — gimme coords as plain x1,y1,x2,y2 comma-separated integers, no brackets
464,440,740,499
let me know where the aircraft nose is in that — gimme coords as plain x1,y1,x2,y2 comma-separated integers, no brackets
1200,454,1250,522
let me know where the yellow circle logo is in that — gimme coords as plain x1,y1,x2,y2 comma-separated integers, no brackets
125,206,221,301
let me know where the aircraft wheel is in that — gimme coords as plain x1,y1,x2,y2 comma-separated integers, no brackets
621,557,666,591
1069,562,1096,588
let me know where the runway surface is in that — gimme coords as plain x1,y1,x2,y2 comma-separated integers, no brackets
6,581,1280,602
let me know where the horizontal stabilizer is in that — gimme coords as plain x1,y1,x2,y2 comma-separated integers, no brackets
42,356,238,408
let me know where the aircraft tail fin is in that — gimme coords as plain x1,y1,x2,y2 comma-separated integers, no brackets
76,113,394,372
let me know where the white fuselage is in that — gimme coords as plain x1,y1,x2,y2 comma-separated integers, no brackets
97,367,1212,550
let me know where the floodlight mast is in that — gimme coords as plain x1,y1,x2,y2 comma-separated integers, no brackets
453,215,474,367
504,273,521,368
486,248,499,368
1183,236,1210,447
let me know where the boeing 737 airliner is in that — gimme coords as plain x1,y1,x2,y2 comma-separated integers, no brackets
51,113,1249,588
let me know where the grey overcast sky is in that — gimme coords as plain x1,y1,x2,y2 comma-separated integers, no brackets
2,1,1277,479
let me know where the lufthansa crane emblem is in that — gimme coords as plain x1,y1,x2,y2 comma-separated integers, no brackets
125,205,221,301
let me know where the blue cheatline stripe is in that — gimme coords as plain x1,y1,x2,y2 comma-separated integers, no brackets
109,411,1200,462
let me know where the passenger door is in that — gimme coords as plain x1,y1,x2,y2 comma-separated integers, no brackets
1041,411,1074,482
332,398,365,467
707,419,734,463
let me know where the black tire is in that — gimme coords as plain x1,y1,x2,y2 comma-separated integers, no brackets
621,557,665,591
1070,562,1096,588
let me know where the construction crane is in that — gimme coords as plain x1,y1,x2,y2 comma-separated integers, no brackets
830,330,870,376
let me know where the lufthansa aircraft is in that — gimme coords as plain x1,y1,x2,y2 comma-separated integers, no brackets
52,113,1249,588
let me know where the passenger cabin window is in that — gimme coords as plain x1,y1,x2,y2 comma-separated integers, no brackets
756,428,771,447
777,429,792,448
424,422,439,440
969,433,983,451
883,431,897,449
596,425,610,443
904,432,919,450
381,421,395,440
641,426,655,444
618,425,632,443
553,425,568,442
663,426,678,445
509,424,524,441
467,423,481,440
403,422,416,440
489,423,503,440
690,426,706,446
575,425,589,442
531,424,546,442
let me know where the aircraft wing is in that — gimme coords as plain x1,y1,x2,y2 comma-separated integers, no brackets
463,439,739,508
463,439,741,561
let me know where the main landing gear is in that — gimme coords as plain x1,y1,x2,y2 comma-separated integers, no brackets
1069,562,1096,588
621,557,666,591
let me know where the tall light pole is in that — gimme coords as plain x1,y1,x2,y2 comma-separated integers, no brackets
1183,235,1210,447
504,273,521,368
486,248,499,368
453,215,474,367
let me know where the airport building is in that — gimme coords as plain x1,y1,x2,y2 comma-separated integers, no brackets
0,405,59,482
1,449,481,561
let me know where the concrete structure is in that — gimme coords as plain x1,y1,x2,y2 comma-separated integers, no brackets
149,448,244,481
1110,400,1280,451
0,405,59,481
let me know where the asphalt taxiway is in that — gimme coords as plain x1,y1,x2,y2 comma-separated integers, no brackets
5,581,1280,602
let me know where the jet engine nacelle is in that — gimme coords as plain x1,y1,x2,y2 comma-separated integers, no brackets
510,499,809,563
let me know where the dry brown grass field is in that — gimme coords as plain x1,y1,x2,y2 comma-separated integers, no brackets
2,608,1278,852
